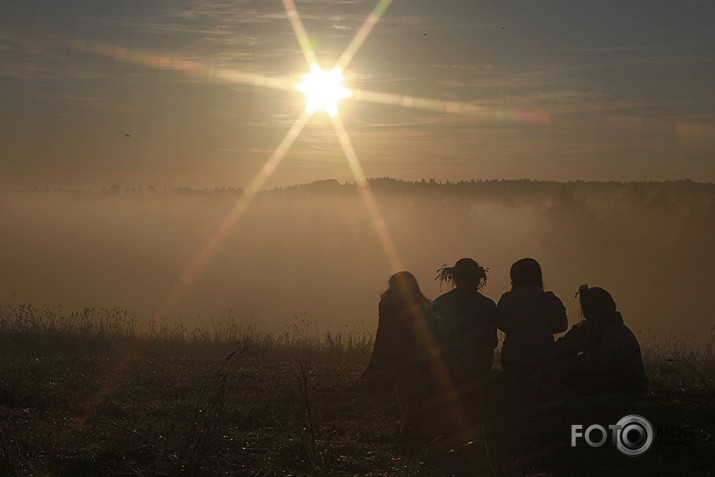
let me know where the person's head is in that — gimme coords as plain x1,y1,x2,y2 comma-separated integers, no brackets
577,284,621,325
510,258,543,290
384,271,426,306
437,258,488,290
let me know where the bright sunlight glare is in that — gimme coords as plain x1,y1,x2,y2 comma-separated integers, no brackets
296,64,351,117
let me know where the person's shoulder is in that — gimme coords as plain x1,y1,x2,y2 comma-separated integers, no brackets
496,290,514,306
498,287,539,308
435,288,455,299
477,292,497,308
433,292,446,306
564,321,586,335
607,319,639,341
554,323,588,350
434,288,458,304
543,290,566,306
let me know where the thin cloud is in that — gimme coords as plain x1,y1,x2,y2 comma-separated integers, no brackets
0,57,54,81
431,64,494,71
556,46,660,53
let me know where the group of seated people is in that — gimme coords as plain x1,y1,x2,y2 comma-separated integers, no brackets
358,257,649,409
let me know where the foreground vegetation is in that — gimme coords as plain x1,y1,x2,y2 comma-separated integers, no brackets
0,305,713,476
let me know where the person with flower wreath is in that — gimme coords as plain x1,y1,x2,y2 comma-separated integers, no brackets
432,258,498,387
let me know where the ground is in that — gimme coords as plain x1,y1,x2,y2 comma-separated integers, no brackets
0,306,713,476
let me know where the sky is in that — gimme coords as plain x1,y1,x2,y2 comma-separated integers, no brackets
1,0,714,189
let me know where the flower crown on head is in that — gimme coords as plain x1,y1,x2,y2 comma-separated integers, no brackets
435,262,489,291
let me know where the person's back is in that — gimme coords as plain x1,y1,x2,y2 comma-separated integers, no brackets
434,287,497,381
360,272,438,393
433,258,497,386
550,285,648,398
362,295,434,384
498,285,567,376
497,258,567,378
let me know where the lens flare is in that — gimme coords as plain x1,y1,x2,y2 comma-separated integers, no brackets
65,1,549,440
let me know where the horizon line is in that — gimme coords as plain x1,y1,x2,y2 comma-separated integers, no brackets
0,176,712,194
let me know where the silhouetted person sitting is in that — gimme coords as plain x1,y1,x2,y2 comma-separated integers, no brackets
497,258,568,379
359,271,439,402
433,258,497,387
547,285,648,398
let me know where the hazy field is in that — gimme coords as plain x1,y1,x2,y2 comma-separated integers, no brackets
0,306,713,476
1,178,713,474
1,179,713,340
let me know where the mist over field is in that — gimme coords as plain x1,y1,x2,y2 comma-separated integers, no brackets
1,179,713,339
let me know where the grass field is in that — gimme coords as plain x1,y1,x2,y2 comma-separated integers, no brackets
0,305,713,476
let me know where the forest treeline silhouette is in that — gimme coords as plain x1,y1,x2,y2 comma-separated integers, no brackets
3,177,710,197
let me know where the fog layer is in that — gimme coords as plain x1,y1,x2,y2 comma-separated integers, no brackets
1,179,712,338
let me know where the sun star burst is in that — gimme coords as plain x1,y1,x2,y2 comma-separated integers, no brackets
296,63,351,117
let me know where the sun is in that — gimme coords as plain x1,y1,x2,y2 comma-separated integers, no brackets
296,63,351,117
